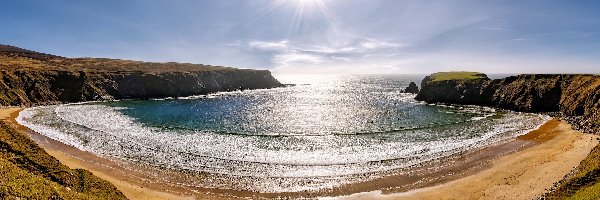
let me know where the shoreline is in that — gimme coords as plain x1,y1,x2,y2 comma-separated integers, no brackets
2,107,598,199
0,108,199,200
326,120,599,199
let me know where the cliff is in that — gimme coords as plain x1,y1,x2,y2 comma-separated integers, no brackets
0,120,126,199
0,44,282,106
416,72,600,133
414,72,492,105
416,71,600,198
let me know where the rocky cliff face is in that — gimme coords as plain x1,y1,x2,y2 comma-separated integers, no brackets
0,44,282,106
416,72,600,133
415,73,492,105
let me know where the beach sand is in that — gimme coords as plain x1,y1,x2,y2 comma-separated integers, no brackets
0,108,198,200
2,107,597,200
328,119,599,200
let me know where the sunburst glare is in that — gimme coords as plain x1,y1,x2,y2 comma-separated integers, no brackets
255,0,335,34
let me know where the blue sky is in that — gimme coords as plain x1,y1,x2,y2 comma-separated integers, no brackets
1,0,599,74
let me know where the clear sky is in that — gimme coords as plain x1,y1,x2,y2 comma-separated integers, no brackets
2,0,599,74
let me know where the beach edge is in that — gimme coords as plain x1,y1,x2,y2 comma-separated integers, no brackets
6,107,597,199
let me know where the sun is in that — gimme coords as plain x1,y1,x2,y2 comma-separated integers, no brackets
292,0,328,7
288,0,331,17
256,0,334,33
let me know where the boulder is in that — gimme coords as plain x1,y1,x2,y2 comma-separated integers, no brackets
405,82,419,94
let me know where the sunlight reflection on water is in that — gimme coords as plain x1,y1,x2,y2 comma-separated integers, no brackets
18,74,548,192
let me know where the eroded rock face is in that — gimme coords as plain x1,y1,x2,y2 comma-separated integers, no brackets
0,45,283,106
415,73,600,133
415,73,491,105
404,82,419,94
0,69,282,106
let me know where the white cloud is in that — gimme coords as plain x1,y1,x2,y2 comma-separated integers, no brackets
272,53,322,64
242,36,405,71
360,40,402,49
248,40,289,51
217,1,600,74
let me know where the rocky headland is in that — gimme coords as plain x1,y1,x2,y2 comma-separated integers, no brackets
0,44,282,106
416,71,599,134
415,71,600,199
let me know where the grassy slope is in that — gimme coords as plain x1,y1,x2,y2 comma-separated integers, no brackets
0,121,126,199
545,144,600,200
428,71,489,82
0,44,238,73
568,181,600,200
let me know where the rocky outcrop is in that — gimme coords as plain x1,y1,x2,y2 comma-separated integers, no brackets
404,82,419,94
415,73,491,105
0,44,282,106
416,72,600,134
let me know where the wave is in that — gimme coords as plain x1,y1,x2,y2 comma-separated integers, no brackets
19,104,546,167
16,101,549,192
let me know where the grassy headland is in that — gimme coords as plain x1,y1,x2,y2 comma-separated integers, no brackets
427,71,489,82
0,44,233,73
0,44,281,106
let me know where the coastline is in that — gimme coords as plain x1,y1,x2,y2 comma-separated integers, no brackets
0,108,198,200
2,107,598,199
327,119,599,200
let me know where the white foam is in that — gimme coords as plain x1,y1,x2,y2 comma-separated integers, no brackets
16,103,549,193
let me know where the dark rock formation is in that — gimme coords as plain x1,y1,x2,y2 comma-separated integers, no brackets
404,82,419,94
416,72,600,134
0,44,283,106
415,73,491,105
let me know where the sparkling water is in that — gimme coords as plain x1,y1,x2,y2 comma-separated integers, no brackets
17,74,547,192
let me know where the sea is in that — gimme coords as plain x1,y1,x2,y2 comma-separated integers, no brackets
16,74,548,193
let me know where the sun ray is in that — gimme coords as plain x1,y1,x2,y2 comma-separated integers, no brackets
250,0,335,35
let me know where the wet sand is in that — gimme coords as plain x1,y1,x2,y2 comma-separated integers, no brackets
326,119,599,200
0,108,198,200
2,107,597,199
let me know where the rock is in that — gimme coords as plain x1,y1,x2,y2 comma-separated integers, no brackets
415,72,491,105
0,44,283,106
405,82,419,94
415,72,600,134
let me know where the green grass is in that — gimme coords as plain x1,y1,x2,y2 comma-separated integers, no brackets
544,143,600,199
0,121,126,199
568,180,600,200
0,157,75,198
428,71,488,82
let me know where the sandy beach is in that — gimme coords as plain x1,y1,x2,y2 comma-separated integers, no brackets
328,120,599,200
0,108,198,200
2,107,597,200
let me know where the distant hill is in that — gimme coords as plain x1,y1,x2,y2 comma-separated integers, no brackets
0,44,61,60
0,44,243,73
